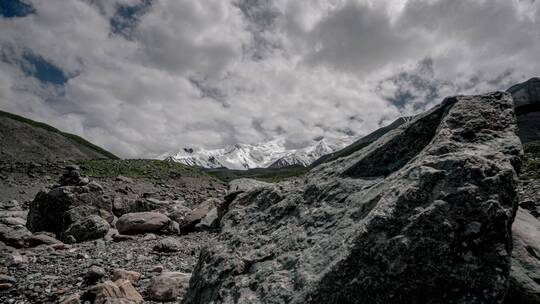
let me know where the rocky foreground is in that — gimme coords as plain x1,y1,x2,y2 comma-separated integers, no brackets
1,91,540,304
1,161,227,303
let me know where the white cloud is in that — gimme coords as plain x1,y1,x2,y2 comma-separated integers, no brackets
0,0,539,158
136,0,249,75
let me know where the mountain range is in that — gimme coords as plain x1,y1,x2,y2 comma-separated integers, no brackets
164,77,540,171
161,137,353,170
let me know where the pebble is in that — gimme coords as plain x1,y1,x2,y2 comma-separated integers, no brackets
153,237,182,253
112,269,141,284
0,274,16,284
150,265,164,273
85,266,106,283
0,283,13,290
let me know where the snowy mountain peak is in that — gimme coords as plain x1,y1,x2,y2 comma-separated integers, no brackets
163,137,352,170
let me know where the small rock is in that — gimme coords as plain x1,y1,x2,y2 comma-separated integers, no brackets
60,293,81,304
0,223,32,248
112,269,141,284
0,283,13,290
0,274,16,284
27,233,63,247
162,220,180,235
64,215,110,243
112,234,137,242
0,200,21,211
148,272,191,301
0,216,26,226
465,221,482,235
115,175,133,183
85,265,107,284
5,253,28,265
65,164,81,171
153,237,182,253
90,279,143,304
113,198,161,217
195,208,219,230
65,235,77,244
141,233,157,241
167,203,191,223
150,265,164,273
104,228,119,241
51,243,72,250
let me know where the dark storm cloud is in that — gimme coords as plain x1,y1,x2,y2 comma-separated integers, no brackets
235,0,281,60
303,1,417,73
189,76,229,107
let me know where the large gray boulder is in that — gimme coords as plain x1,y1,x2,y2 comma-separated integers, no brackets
0,223,31,248
112,197,163,217
185,92,522,304
26,167,112,242
0,199,30,248
64,215,110,243
115,212,170,234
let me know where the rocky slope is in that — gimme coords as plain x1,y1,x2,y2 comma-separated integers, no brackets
0,110,117,163
185,92,523,303
311,116,413,167
508,77,540,143
0,161,227,303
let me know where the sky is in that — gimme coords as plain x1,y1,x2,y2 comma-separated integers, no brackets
0,0,539,158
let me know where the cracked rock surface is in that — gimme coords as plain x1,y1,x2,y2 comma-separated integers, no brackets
185,92,522,304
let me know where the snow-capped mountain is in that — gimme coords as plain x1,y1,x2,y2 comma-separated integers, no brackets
162,137,352,170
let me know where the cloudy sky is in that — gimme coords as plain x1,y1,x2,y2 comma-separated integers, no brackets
1,0,539,158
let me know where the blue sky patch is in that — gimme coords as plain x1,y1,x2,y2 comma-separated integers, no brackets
0,0,35,18
110,0,153,39
0,48,70,85
20,53,68,85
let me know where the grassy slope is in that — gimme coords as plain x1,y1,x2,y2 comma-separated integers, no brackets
0,110,118,159
522,140,540,179
205,165,309,183
78,159,212,181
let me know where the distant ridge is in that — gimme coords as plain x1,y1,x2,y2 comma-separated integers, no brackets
310,116,413,167
0,110,118,162
507,77,540,143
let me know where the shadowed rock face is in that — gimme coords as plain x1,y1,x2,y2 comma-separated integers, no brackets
508,77,540,143
506,208,540,304
184,92,522,304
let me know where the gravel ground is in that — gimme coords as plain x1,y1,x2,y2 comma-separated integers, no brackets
1,232,215,303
